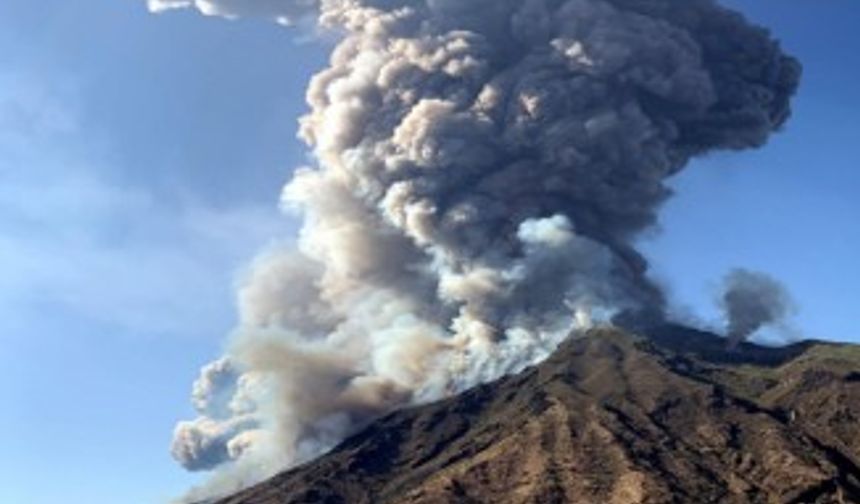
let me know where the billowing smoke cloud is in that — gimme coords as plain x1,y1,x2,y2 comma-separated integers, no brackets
153,0,800,498
720,268,794,347
171,358,260,471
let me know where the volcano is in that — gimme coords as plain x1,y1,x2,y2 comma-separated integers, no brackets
206,326,860,504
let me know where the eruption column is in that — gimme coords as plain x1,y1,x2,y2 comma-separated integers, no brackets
148,0,801,498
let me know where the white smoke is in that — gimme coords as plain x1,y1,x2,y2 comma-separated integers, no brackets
153,0,800,499
146,0,319,24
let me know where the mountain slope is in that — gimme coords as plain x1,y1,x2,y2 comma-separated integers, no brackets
214,326,860,504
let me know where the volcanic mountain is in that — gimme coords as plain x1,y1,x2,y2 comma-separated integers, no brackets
211,326,860,504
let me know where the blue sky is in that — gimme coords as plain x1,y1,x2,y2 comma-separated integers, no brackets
0,1,857,503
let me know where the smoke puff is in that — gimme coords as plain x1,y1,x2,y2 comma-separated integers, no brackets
155,0,800,496
146,0,319,24
191,358,239,418
171,416,259,471
720,268,793,346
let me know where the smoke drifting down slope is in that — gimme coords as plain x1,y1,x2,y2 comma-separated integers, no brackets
150,0,800,497
207,327,860,504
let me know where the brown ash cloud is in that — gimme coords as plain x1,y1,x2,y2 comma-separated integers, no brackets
145,0,801,498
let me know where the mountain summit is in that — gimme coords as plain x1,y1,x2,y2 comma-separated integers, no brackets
212,326,860,504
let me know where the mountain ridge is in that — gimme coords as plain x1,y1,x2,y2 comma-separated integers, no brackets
210,325,860,504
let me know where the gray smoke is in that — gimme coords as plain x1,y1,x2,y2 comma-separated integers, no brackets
720,268,794,347
149,0,800,498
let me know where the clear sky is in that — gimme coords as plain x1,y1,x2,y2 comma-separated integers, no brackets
0,1,857,503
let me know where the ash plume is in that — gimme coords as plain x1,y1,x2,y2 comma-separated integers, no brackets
150,0,800,498
720,268,794,347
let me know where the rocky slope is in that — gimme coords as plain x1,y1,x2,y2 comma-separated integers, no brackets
213,325,860,504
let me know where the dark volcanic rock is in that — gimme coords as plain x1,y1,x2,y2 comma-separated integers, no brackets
214,326,860,504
